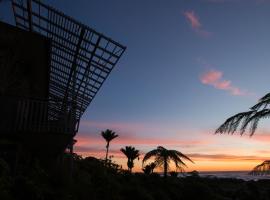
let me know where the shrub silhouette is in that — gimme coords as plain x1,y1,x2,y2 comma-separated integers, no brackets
142,162,156,175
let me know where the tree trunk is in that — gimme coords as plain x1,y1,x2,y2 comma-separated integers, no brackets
164,159,168,178
128,159,132,173
105,142,109,163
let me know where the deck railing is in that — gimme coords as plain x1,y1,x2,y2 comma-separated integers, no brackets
0,96,78,135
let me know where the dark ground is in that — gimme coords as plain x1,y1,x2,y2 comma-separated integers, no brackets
1,155,270,200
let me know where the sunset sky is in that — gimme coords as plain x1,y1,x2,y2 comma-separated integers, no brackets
2,0,270,172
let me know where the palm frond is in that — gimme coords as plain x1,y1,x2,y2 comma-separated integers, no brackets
174,150,194,163
251,99,269,111
217,92,270,137
142,149,159,164
143,146,193,173
215,111,254,134
101,129,118,142
169,153,187,168
121,146,140,160
153,158,164,168
120,148,126,155
258,93,270,102
250,93,270,110
240,109,270,136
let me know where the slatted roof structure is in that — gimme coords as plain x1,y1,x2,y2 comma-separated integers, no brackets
11,0,126,122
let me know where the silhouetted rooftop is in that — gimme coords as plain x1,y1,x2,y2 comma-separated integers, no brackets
12,0,126,120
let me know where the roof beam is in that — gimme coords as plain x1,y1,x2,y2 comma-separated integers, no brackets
62,27,85,109
75,36,101,98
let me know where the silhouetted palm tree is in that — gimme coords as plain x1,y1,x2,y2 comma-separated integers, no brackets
120,146,139,172
216,93,270,136
143,146,193,178
101,129,118,163
249,160,270,176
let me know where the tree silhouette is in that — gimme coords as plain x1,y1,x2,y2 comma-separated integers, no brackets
142,146,193,178
120,146,139,173
249,160,270,176
142,162,156,175
101,129,118,163
216,93,270,136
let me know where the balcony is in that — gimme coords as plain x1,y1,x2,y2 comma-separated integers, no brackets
0,96,78,135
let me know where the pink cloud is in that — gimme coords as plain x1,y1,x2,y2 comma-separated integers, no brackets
251,131,270,143
200,70,222,84
77,120,211,151
73,129,213,159
200,69,250,96
215,80,231,89
75,133,211,148
183,10,201,29
79,120,198,138
187,153,269,161
183,10,211,37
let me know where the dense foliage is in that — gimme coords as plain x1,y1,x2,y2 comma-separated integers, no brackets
1,155,270,200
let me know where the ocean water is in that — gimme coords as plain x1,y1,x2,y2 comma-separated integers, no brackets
196,171,270,181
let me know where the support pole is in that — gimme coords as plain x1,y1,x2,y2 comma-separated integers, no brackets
27,0,33,32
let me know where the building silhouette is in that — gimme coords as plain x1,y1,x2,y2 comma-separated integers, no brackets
0,0,126,170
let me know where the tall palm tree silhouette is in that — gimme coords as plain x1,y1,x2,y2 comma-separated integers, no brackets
101,129,118,163
120,146,139,172
143,146,193,178
216,93,270,136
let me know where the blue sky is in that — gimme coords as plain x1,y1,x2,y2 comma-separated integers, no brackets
2,0,270,171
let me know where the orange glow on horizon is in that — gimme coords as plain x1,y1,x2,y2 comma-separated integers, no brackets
75,150,264,173
75,122,270,173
